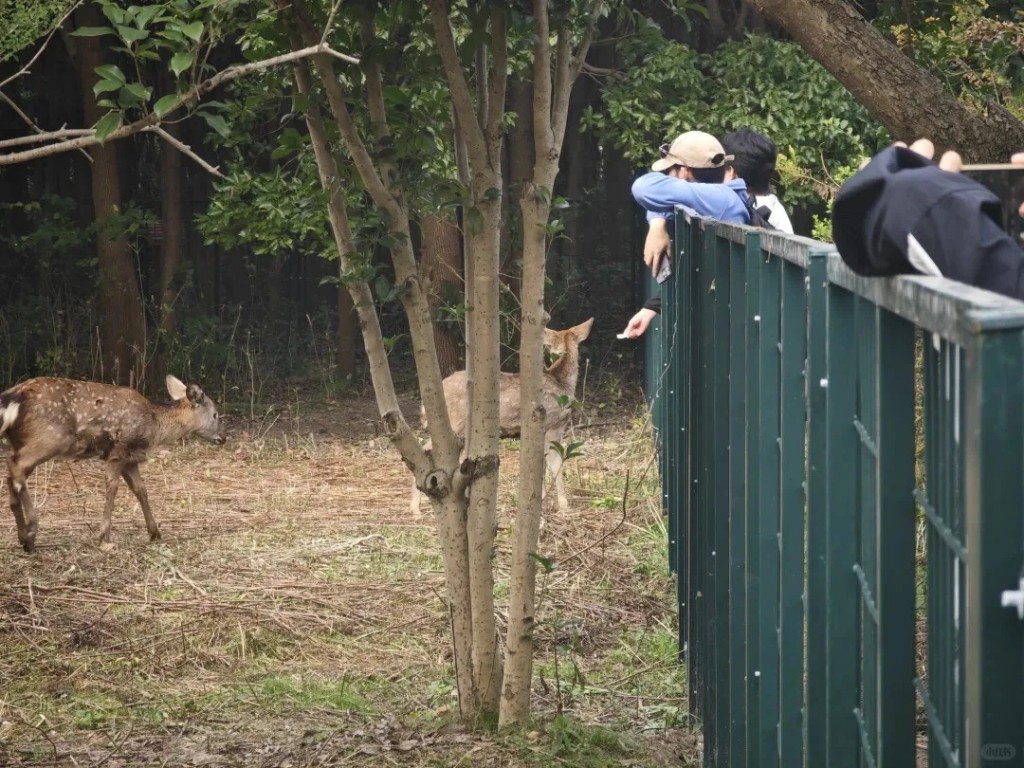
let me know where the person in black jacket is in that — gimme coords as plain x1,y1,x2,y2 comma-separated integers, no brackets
832,139,1024,298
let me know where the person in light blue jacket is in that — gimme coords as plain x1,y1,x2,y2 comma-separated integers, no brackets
622,131,751,339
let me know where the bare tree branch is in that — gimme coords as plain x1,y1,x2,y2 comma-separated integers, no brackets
427,0,488,172
144,126,224,178
0,43,359,166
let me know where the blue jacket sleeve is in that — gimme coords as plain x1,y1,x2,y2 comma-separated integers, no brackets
632,173,750,224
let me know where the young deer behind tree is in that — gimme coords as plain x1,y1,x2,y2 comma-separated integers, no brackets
410,317,593,514
0,375,225,552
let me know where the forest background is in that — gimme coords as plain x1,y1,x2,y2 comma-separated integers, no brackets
3,0,1021,399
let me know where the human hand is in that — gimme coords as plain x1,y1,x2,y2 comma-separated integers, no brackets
902,139,1024,217
644,219,670,277
620,308,658,339
1013,152,1024,216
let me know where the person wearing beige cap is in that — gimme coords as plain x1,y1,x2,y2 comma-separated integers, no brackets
620,130,752,339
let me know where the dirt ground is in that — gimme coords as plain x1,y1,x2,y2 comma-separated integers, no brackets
0,388,699,767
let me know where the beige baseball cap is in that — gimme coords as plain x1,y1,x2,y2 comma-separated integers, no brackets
651,131,734,171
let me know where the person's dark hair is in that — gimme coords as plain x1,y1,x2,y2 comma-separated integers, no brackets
721,129,778,195
690,166,727,184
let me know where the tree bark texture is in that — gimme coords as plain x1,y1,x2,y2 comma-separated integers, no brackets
420,212,463,378
75,5,147,386
750,0,1024,161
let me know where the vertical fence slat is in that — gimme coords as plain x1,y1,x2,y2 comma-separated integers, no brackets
825,285,860,768
729,237,749,764
712,231,732,765
964,319,1024,768
806,250,830,767
778,259,806,768
744,232,763,768
875,309,917,767
757,247,782,768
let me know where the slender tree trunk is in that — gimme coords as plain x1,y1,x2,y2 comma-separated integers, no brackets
421,212,463,378
152,116,184,385
500,2,601,728
750,0,1024,160
336,282,356,378
75,5,147,385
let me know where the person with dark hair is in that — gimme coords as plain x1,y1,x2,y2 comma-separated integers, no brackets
621,131,751,339
721,129,794,234
832,138,1024,299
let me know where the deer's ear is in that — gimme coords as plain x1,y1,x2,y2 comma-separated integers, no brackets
574,317,594,341
186,384,206,405
166,375,187,401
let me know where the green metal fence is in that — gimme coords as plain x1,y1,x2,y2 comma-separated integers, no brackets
644,213,1024,767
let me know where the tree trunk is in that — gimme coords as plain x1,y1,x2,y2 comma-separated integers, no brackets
750,0,1024,161
336,281,356,379
500,1,602,728
75,5,147,386
153,116,184,385
420,212,463,378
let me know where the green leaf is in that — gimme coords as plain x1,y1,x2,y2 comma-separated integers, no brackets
116,25,149,44
181,21,203,42
117,82,150,107
153,94,180,117
170,51,194,76
201,113,230,138
94,64,126,85
93,79,122,96
71,26,114,38
134,5,163,28
100,2,125,26
94,112,122,143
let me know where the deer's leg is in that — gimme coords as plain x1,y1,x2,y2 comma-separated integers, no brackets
99,462,123,543
121,462,159,541
545,432,569,513
7,456,29,550
7,449,50,553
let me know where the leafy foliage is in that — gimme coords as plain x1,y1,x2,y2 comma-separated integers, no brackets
890,1,1024,120
582,32,888,213
0,0,75,63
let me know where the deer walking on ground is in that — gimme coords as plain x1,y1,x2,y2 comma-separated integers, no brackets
0,375,225,552
410,318,593,515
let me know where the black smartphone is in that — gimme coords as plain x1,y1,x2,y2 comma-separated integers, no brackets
961,163,1024,245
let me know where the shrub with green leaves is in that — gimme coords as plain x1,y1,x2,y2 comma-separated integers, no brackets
583,32,888,218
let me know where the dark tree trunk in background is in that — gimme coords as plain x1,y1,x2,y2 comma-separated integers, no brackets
336,281,356,378
505,77,534,295
421,212,462,378
750,0,1024,160
154,115,185,385
74,4,147,386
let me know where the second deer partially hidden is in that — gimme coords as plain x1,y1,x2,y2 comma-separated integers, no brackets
0,375,226,552
410,317,593,514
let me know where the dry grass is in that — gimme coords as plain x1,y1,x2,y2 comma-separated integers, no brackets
0,390,699,767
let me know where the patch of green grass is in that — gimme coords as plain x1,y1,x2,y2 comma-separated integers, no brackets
241,673,373,714
628,517,670,578
505,714,635,767
70,692,122,730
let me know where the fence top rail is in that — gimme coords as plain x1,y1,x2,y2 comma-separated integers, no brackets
684,213,1024,344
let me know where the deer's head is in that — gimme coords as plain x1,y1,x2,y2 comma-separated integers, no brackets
166,375,226,445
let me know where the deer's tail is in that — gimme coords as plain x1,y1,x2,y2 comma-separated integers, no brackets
0,392,22,437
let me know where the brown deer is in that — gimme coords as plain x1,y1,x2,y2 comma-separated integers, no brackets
410,318,593,514
0,375,225,552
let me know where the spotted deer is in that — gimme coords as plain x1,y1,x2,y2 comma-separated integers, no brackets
0,375,225,552
410,318,593,514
